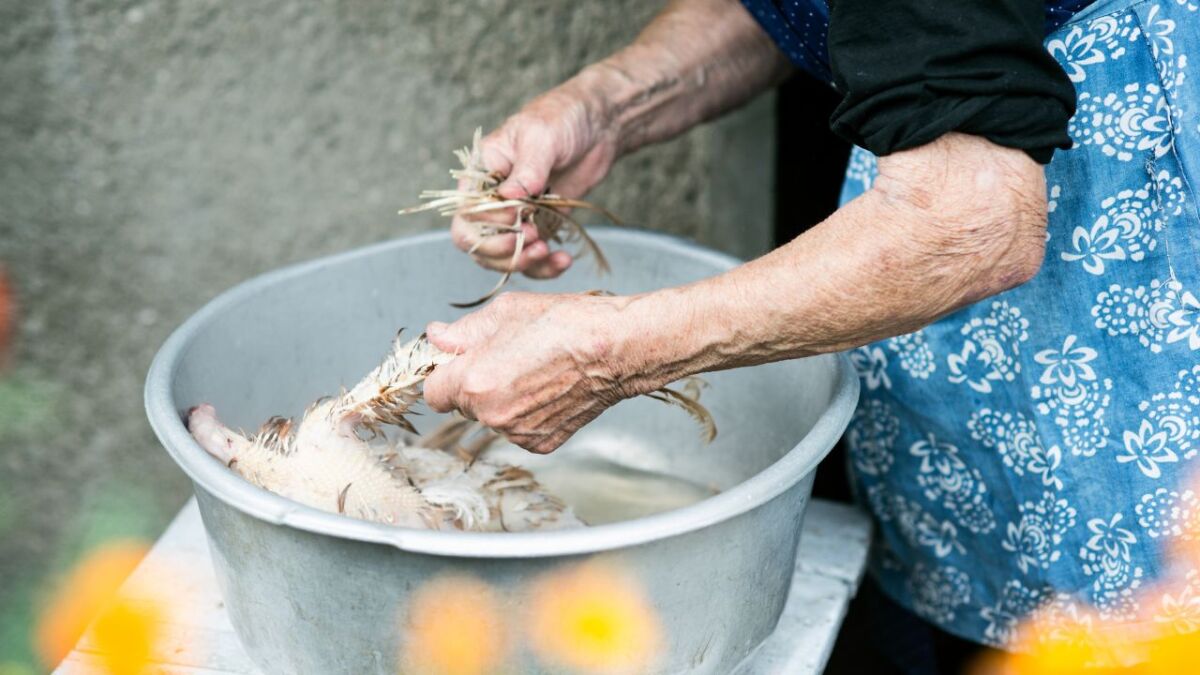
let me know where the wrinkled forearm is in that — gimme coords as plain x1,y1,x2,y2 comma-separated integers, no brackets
604,134,1048,392
564,0,790,157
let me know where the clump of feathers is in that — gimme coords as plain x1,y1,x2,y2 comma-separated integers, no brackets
400,128,623,307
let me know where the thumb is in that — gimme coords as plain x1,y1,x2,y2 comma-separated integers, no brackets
421,358,461,414
425,313,497,354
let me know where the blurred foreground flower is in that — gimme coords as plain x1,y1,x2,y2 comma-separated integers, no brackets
528,561,661,674
973,618,1200,674
33,540,159,673
972,610,1119,674
973,463,1200,674
402,574,508,675
0,266,13,363
88,598,165,675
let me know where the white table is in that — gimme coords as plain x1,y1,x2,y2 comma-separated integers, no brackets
55,498,871,675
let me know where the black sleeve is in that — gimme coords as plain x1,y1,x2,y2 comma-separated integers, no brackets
826,0,1076,164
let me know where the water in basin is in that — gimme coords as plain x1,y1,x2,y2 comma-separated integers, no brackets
484,441,720,525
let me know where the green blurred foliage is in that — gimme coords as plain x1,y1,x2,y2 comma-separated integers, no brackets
0,372,57,444
0,661,36,675
0,575,38,672
0,477,163,671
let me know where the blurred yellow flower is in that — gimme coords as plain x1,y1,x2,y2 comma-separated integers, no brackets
993,636,1110,674
970,466,1200,674
1002,615,1104,674
33,540,149,670
1137,628,1200,674
972,600,1200,674
527,561,661,674
89,598,165,675
402,574,508,675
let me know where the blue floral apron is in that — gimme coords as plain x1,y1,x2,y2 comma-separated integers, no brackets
838,0,1200,646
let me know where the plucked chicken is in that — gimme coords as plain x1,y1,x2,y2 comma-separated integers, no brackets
188,333,713,532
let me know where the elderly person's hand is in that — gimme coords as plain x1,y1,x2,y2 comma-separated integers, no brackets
449,88,618,280
421,291,654,454
449,0,791,280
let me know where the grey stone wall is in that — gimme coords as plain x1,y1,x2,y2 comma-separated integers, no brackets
0,0,773,666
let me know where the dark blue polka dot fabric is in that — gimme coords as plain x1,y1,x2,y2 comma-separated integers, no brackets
739,0,1097,83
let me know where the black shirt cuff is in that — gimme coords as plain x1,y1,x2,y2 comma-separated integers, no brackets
827,0,1077,165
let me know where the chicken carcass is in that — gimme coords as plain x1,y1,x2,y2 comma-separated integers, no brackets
187,334,584,532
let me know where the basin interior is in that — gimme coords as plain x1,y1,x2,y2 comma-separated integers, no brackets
165,229,842,527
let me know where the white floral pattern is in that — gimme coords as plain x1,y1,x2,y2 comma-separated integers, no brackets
947,301,1029,393
1035,335,1098,387
886,329,937,379
1047,13,1138,82
1075,81,1176,160
910,433,996,534
1079,513,1144,620
844,148,876,193
1155,569,1200,633
1118,365,1200,478
1093,278,1200,352
1165,290,1200,350
980,581,1050,647
1031,335,1113,457
868,484,965,558
968,409,1063,488
848,398,900,476
1069,82,1176,160
1145,4,1190,94
1118,419,1179,478
907,563,972,624
1002,492,1078,573
849,345,891,390
1063,167,1188,275
1136,487,1198,538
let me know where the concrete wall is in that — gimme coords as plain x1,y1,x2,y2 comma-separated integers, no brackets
0,0,774,666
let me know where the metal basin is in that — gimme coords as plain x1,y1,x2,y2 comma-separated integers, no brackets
144,227,858,674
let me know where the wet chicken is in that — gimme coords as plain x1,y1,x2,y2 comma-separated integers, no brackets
188,335,584,531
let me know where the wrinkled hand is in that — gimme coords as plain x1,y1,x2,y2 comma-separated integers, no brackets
452,84,619,280
423,292,639,454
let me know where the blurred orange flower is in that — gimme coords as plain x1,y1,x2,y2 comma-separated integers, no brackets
0,266,13,363
527,561,661,674
33,540,152,671
402,574,508,675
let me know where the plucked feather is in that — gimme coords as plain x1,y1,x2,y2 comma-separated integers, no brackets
399,128,621,307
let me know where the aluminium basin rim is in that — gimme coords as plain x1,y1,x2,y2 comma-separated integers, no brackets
144,227,860,558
